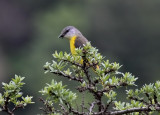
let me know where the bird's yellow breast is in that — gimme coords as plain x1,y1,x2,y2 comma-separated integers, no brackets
70,36,83,64
70,36,77,55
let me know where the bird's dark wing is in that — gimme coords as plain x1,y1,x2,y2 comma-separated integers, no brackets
75,36,88,48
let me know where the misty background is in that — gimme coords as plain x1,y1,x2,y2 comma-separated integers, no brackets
0,0,160,114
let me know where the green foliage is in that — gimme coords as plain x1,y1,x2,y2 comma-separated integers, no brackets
0,75,34,115
39,80,77,105
1,44,160,115
42,43,160,114
39,80,77,114
123,81,160,112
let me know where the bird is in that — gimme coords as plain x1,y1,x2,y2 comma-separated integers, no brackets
58,26,99,69
58,26,88,55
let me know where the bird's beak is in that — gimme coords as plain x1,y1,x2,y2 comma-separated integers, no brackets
58,33,64,38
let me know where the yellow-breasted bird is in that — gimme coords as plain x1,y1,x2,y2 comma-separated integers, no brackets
58,26,99,69
58,26,88,55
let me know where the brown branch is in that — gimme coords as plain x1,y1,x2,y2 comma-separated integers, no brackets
70,109,84,115
12,104,24,113
154,94,158,104
61,59,83,68
108,107,160,115
153,92,160,107
145,93,152,104
87,62,99,70
2,96,14,115
104,100,112,113
129,96,149,105
104,68,116,75
39,97,54,114
59,104,69,115
51,71,84,83
98,82,128,94
81,50,92,84
82,57,92,84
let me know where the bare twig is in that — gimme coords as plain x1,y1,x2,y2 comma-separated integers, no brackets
89,101,97,113
59,104,68,115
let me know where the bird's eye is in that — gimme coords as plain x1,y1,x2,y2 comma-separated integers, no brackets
62,29,70,37
66,29,69,33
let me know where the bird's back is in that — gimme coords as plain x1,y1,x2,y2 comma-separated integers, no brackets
75,36,88,48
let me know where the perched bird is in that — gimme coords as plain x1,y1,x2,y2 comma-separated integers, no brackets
58,26,99,69
58,26,88,55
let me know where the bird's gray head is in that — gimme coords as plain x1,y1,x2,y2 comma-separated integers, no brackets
58,26,82,39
